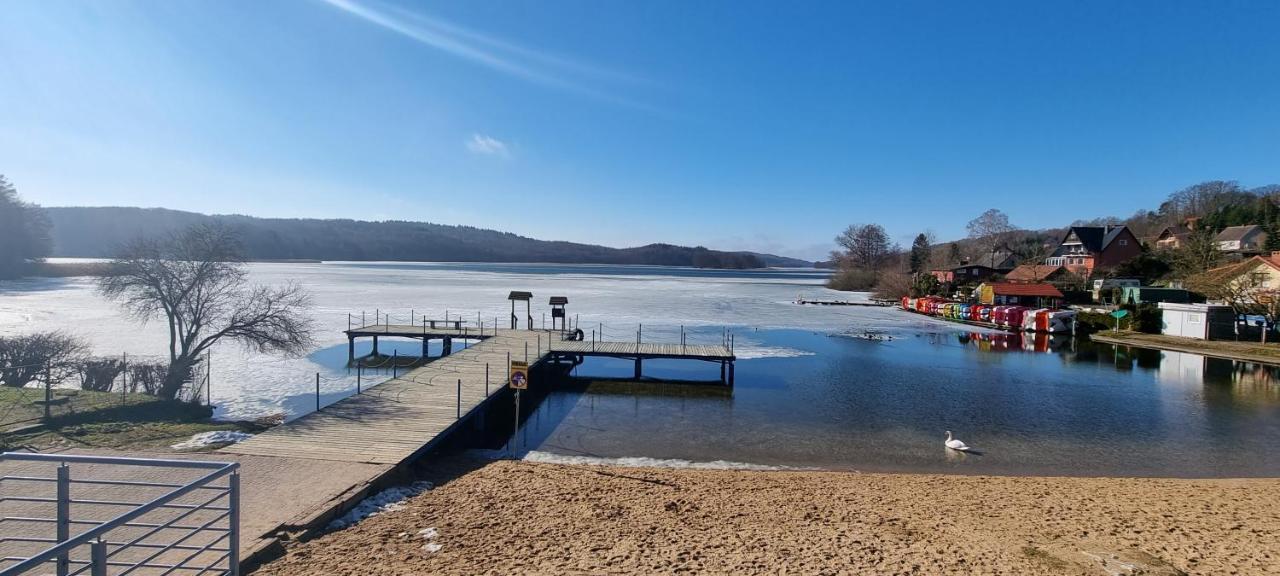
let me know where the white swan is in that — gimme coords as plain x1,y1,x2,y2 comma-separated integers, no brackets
944,430,971,452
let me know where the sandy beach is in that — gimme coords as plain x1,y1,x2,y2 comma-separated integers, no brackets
254,458,1280,575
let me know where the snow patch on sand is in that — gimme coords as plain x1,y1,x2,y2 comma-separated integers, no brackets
327,481,433,530
522,450,799,471
170,431,253,449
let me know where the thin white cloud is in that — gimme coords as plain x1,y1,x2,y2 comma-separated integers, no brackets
466,134,509,157
318,0,654,110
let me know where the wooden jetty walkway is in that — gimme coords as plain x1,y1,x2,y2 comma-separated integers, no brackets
226,326,736,465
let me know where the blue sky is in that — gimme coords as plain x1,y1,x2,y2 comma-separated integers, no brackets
2,1,1278,260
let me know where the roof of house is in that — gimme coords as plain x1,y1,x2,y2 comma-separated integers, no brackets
987,283,1065,298
1004,264,1065,282
1054,225,1133,256
1214,224,1264,243
1193,253,1280,285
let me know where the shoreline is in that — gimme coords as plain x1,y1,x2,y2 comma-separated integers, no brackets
255,455,1280,575
1092,330,1280,366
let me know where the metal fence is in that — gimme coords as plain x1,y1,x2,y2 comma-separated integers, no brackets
0,453,239,576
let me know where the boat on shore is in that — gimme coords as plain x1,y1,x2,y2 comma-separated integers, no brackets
900,296,1076,334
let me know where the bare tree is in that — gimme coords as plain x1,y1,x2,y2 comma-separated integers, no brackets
966,209,1016,267
98,225,314,400
835,224,892,271
1174,228,1222,278
1187,265,1280,343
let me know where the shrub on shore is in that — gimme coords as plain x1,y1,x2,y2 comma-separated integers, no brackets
826,269,878,291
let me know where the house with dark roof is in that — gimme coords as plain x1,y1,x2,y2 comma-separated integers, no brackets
1214,225,1267,254
929,264,1002,285
1044,225,1141,277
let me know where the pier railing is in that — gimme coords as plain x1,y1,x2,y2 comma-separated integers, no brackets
0,452,240,576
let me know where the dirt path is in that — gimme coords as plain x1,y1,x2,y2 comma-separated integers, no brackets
254,458,1280,575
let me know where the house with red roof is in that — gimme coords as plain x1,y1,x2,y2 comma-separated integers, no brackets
976,282,1064,308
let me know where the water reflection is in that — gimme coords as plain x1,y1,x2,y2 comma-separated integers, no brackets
953,331,1280,407
522,328,1280,477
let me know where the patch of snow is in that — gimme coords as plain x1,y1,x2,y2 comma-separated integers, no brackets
423,543,443,553
520,450,802,471
418,527,438,539
170,431,253,450
326,481,433,530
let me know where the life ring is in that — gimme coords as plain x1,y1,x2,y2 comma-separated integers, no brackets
573,328,585,341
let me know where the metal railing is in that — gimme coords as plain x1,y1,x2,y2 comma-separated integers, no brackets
0,453,239,576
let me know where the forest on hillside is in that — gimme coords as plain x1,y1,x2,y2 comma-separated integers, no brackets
42,206,806,269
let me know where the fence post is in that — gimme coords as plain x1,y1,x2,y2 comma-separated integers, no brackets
357,366,362,394
206,352,212,407
44,363,52,422
315,373,320,412
229,471,241,576
121,352,128,404
485,363,490,395
393,350,398,377
90,538,106,576
56,463,69,576
456,379,462,419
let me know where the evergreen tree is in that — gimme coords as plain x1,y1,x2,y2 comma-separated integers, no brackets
0,175,52,280
908,233,932,274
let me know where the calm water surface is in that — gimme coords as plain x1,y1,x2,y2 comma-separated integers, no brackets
516,329,1280,477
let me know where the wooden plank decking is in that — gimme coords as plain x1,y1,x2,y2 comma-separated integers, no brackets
550,340,734,360
223,329,554,465
224,327,733,465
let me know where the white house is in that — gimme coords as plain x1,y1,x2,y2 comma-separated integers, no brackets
1158,302,1235,340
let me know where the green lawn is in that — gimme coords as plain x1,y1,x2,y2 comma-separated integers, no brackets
0,386,263,452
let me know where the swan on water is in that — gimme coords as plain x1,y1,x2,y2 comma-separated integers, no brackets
944,430,971,452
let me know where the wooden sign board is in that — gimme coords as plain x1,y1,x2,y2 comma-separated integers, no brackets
510,360,529,389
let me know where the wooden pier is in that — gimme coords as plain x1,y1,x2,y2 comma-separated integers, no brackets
226,325,735,466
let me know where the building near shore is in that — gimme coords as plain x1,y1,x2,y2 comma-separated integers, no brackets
976,282,1064,308
1158,302,1235,340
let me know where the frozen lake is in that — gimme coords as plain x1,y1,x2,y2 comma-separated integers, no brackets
4,262,1278,476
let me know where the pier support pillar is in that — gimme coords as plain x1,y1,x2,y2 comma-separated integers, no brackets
372,336,379,356
348,337,355,363
422,337,429,358
443,336,453,356
634,358,642,380
728,361,735,386
720,361,726,383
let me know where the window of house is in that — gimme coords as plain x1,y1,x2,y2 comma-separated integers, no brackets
1118,239,1128,246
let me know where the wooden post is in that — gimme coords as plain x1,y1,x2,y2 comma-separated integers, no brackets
634,358,642,380
728,361,735,386
372,335,380,356
422,337,429,358
348,336,355,363
43,363,52,421
456,379,462,419
121,352,128,404
485,363,490,396
206,352,212,406
315,373,320,412
393,350,398,377
357,366,362,394
720,361,726,383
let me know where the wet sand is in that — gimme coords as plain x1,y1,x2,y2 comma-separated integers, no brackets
254,458,1280,575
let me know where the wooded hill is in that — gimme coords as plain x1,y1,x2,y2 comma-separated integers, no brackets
44,207,811,269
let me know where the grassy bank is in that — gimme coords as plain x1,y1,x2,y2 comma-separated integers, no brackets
0,387,265,451
1091,330,1280,365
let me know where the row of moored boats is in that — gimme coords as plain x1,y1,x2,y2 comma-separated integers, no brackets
900,296,1078,334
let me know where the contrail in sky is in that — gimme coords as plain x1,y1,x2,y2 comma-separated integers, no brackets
319,0,654,109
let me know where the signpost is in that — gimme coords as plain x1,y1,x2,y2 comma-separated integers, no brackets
509,360,529,457
1110,309,1129,331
